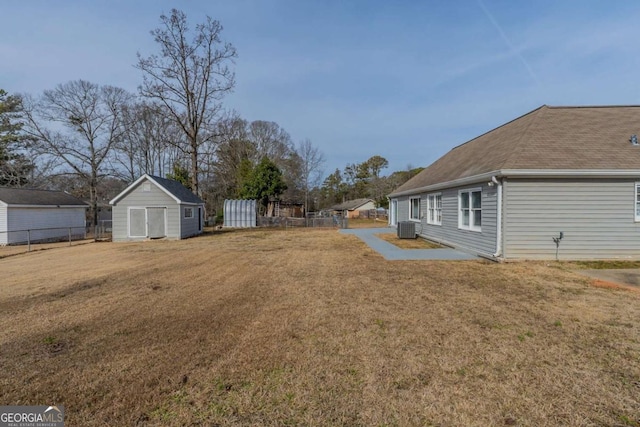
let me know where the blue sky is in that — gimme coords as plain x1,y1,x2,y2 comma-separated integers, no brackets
2,1,640,177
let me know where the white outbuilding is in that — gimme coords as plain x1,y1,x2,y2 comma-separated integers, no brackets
0,187,88,245
109,174,205,241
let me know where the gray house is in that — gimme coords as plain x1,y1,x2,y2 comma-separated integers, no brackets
0,188,87,245
110,174,205,241
388,105,640,260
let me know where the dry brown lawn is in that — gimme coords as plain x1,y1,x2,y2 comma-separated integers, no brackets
0,239,94,259
1,228,639,426
375,233,442,249
347,218,388,228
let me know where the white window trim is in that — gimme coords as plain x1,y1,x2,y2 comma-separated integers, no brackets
635,182,640,222
426,193,442,226
409,196,421,222
184,206,194,219
458,187,482,232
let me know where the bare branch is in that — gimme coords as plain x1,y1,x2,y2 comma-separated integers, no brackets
136,8,237,193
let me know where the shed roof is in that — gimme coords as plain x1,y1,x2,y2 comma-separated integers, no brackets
331,198,375,211
0,188,88,206
109,174,204,205
147,175,204,204
390,105,640,196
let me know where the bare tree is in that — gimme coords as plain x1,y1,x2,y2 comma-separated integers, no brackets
211,115,253,196
114,101,182,181
297,138,325,212
22,80,132,226
136,8,237,194
247,120,302,202
249,120,293,163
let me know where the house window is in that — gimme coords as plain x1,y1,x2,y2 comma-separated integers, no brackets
427,193,442,225
636,183,640,221
184,207,194,219
142,182,151,192
410,197,421,221
459,188,481,231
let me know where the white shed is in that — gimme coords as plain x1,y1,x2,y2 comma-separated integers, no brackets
109,174,205,241
0,188,88,245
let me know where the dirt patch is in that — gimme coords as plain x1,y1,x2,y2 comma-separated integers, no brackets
375,232,442,249
578,268,640,290
1,229,639,426
591,279,640,294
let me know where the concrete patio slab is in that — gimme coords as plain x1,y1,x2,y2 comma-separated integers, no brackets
340,227,477,261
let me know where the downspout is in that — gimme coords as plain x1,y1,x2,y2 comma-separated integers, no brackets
492,176,503,259
387,196,391,226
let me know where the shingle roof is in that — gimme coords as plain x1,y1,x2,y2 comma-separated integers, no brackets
109,174,204,205
390,105,640,196
0,188,88,206
147,175,204,204
331,198,375,211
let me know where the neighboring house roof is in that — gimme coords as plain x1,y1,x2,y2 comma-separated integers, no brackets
331,198,375,211
390,105,640,197
109,174,204,205
0,187,88,207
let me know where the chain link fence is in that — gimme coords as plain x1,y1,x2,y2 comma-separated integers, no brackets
0,221,113,257
257,214,348,229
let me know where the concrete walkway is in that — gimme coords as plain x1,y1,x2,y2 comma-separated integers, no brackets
340,227,477,261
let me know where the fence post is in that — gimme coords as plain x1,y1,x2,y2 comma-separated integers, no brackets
69,228,72,246
27,230,31,252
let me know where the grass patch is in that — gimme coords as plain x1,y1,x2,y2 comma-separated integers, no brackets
375,233,442,249
572,260,640,269
0,229,638,426
347,218,388,228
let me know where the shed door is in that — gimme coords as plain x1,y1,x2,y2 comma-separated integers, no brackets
147,207,166,238
129,208,146,237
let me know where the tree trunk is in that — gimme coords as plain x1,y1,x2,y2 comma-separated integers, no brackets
90,173,98,227
190,136,198,194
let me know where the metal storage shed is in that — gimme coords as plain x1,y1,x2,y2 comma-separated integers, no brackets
223,199,256,228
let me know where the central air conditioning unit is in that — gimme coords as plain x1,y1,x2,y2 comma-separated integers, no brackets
397,221,416,239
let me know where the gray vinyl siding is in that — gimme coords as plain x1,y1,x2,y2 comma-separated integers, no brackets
503,178,640,260
2,207,85,244
179,205,201,238
112,179,180,241
0,205,6,241
393,182,498,257
393,196,410,222
418,183,497,256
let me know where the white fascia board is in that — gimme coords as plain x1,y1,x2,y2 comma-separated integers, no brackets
389,171,500,198
109,174,182,205
145,175,182,204
0,200,7,207
500,169,640,178
388,169,640,198
109,174,150,205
